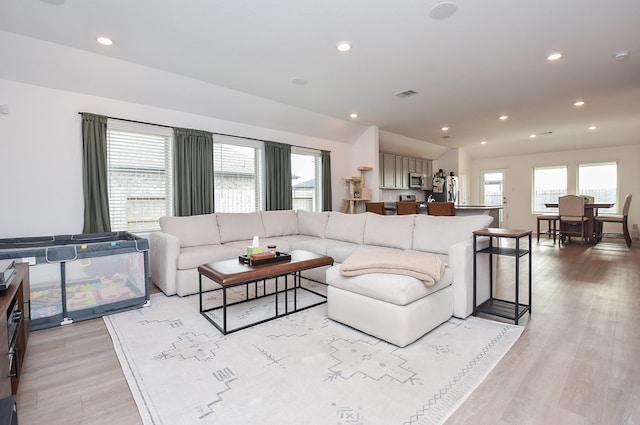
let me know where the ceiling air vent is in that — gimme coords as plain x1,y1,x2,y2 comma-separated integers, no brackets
395,89,418,98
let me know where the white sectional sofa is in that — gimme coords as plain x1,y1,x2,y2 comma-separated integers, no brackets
150,210,493,345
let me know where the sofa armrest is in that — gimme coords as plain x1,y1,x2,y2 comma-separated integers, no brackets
448,237,491,318
149,231,180,296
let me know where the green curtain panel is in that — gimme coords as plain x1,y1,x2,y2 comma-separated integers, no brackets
174,128,215,216
264,141,292,211
81,113,111,233
321,150,332,211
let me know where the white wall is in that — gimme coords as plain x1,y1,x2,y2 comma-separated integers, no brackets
470,145,640,236
351,126,379,204
0,79,356,238
378,130,448,160
458,148,472,205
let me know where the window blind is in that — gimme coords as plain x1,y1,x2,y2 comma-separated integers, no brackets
106,127,173,232
213,136,264,213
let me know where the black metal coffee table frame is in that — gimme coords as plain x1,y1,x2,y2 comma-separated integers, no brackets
197,250,333,335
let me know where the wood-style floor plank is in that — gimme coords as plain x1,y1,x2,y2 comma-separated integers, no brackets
15,238,640,425
446,239,640,425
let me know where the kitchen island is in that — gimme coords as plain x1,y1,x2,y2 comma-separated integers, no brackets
417,204,501,227
454,205,501,227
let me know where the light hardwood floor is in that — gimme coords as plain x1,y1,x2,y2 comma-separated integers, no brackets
15,238,640,425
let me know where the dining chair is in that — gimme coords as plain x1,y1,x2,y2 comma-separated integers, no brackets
595,193,632,247
395,201,419,215
536,213,560,243
559,195,589,243
365,202,386,215
426,202,456,216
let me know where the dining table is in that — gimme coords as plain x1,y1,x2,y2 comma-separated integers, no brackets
545,202,614,244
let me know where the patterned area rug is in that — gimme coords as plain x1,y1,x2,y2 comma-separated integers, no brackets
104,286,523,425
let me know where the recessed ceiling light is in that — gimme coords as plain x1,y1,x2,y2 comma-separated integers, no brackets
40,0,65,4
337,41,351,52
480,141,487,145
349,113,358,119
529,134,537,139
441,126,449,131
614,50,630,61
574,100,585,106
547,52,563,61
97,37,113,46
291,78,308,86
499,115,508,121
589,125,597,130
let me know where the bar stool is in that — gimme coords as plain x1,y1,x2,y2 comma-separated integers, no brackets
536,214,560,243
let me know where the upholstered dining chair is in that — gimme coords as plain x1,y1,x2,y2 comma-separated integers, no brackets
559,195,589,243
395,201,419,215
365,202,386,215
426,202,456,216
595,193,632,247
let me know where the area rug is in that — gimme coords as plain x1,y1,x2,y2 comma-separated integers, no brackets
104,287,523,425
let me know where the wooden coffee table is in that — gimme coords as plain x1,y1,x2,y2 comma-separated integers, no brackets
198,250,333,334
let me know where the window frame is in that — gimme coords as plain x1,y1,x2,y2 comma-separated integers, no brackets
106,120,174,233
291,147,323,212
212,135,265,213
532,165,568,213
577,162,617,213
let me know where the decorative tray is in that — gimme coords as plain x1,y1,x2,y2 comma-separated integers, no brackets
239,251,291,266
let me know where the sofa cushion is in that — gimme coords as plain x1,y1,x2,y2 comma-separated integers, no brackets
217,212,266,243
363,213,415,250
327,244,398,264
290,238,355,256
413,215,493,254
261,210,299,237
325,212,367,244
159,214,220,248
177,244,245,270
326,264,452,306
297,210,330,238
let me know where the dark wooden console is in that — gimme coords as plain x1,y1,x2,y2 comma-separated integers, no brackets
0,263,30,398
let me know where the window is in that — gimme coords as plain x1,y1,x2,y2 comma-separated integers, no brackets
533,166,567,212
578,162,617,213
106,121,173,232
291,149,322,212
213,137,264,213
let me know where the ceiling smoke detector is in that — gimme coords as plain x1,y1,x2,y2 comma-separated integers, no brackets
395,89,418,98
428,2,457,20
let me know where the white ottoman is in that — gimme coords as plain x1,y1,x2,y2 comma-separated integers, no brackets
325,265,454,347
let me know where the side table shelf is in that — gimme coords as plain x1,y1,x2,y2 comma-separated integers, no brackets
473,229,532,325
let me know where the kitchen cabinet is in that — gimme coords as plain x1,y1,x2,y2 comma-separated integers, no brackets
379,152,432,189
382,153,396,188
423,160,433,189
408,157,416,173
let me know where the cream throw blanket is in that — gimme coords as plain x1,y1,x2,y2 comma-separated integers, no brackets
340,251,446,287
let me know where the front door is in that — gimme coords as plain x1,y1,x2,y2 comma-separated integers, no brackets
481,169,507,227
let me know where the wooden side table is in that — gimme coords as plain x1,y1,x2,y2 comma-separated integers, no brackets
473,228,532,324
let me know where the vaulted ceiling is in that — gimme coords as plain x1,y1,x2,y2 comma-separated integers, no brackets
1,0,639,159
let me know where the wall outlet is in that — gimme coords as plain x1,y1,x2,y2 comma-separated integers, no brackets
20,257,36,265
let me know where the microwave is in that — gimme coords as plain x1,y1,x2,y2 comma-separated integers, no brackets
409,173,424,189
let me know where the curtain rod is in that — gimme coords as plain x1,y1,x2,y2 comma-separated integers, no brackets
77,112,330,152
